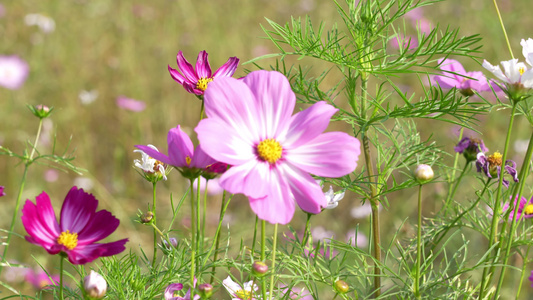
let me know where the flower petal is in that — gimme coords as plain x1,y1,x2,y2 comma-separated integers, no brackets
286,132,361,177
67,239,128,265
482,60,508,83
167,125,194,167
242,70,295,138
176,51,198,82
59,187,98,233
213,57,239,78
190,144,217,169
168,66,187,85
283,101,337,148
218,159,269,199
77,210,120,245
279,163,327,214
21,192,61,251
195,50,212,79
135,145,172,166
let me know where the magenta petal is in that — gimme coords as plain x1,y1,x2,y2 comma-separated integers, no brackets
176,51,198,82
218,160,270,199
435,58,466,88
280,164,326,214
286,132,361,177
195,50,212,79
77,210,120,244
248,168,295,225
213,57,239,78
21,193,60,249
283,102,337,148
67,239,128,265
168,66,187,85
195,118,255,165
242,70,295,138
190,144,217,169
59,187,98,233
167,125,194,167
135,145,172,166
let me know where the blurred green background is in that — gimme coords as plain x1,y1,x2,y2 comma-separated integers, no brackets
2,0,533,297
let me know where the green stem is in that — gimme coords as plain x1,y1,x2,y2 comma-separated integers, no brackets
261,220,267,300
445,162,471,216
208,191,231,284
189,179,196,287
515,244,531,299
152,182,157,267
479,103,517,299
251,216,259,258
415,184,422,299
200,99,205,120
29,118,44,161
202,180,209,253
492,0,514,59
268,224,278,300
59,255,64,300
0,165,29,274
494,129,533,296
196,178,202,263
302,213,312,247
444,127,465,214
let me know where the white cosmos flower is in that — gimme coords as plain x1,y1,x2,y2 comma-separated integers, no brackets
134,145,167,180
521,38,533,66
24,13,55,33
482,59,533,88
222,276,258,300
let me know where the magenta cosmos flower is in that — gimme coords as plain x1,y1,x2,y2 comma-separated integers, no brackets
502,195,533,221
21,187,128,265
136,125,218,179
195,70,361,224
434,59,492,96
168,50,239,96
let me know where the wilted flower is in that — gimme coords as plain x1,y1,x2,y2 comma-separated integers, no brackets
0,55,29,90
502,195,533,221
134,145,168,181
21,187,128,264
116,96,146,112
434,59,492,96
83,271,107,299
168,50,239,96
414,164,434,182
455,137,488,162
222,276,258,300
476,152,518,187
136,125,217,180
25,269,59,290
196,71,361,224
24,13,55,33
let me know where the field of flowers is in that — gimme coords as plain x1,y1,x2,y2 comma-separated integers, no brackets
2,0,533,299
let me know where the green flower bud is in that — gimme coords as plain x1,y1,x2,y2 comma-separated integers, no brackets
198,283,213,299
414,164,434,183
334,279,349,294
252,261,268,277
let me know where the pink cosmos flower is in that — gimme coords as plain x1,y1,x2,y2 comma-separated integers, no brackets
25,269,60,290
433,58,492,96
21,187,128,265
168,50,239,96
164,282,200,300
196,70,361,224
0,186,5,197
0,55,29,90
389,34,418,50
136,125,218,179
116,96,146,112
502,195,533,221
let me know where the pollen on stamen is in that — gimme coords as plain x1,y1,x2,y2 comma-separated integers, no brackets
256,139,283,164
57,230,78,250
196,77,213,91
185,156,192,165
524,204,533,215
487,152,503,167
519,67,526,76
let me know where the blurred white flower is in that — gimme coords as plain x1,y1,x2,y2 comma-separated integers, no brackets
351,202,378,219
24,13,55,33
311,226,335,242
79,90,99,105
0,55,29,90
73,177,94,191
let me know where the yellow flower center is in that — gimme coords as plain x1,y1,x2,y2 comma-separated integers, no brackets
519,67,526,75
196,77,213,91
57,230,78,250
487,152,503,167
256,139,283,164
153,160,164,174
185,155,192,166
235,289,252,300
524,204,533,215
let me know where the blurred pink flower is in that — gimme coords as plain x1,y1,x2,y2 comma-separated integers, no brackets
21,187,128,265
0,186,5,197
25,269,59,290
389,34,418,50
168,50,239,96
502,195,533,221
433,58,492,96
0,4,5,18
0,55,29,90
44,169,59,182
193,177,224,196
346,229,368,248
196,70,361,224
116,96,146,112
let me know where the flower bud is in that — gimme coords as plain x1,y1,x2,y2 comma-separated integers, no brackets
414,164,434,183
198,283,213,298
28,104,54,119
140,211,153,224
83,271,106,299
334,279,349,294
252,261,268,277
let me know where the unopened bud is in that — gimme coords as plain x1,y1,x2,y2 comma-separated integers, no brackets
198,283,213,298
334,279,349,294
83,271,106,299
414,164,434,183
252,261,268,277
28,104,54,119
140,211,153,223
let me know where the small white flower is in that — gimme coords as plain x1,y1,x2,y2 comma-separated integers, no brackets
482,58,533,88
83,271,107,299
79,90,98,105
316,180,345,210
24,13,55,33
134,145,167,180
222,276,258,300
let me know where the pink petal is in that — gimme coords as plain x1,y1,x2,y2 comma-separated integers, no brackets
77,210,120,245
168,125,194,167
21,193,60,250
242,70,295,138
435,59,467,89
202,77,261,142
195,118,255,165
218,160,270,199
279,164,327,214
286,132,361,177
67,239,128,265
248,168,295,224
283,101,337,148
190,144,217,169
168,66,187,85
213,57,239,78
59,187,98,234
135,144,172,165
176,51,198,82
195,50,212,79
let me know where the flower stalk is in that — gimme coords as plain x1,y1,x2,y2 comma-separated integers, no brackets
188,178,197,288
268,223,278,300
415,184,423,299
152,182,157,267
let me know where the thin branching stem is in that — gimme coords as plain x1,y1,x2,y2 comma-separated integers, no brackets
188,178,197,288
59,255,65,300
29,118,44,161
152,182,157,267
415,184,422,299
268,224,278,300
261,220,267,300
492,0,514,59
445,162,471,216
